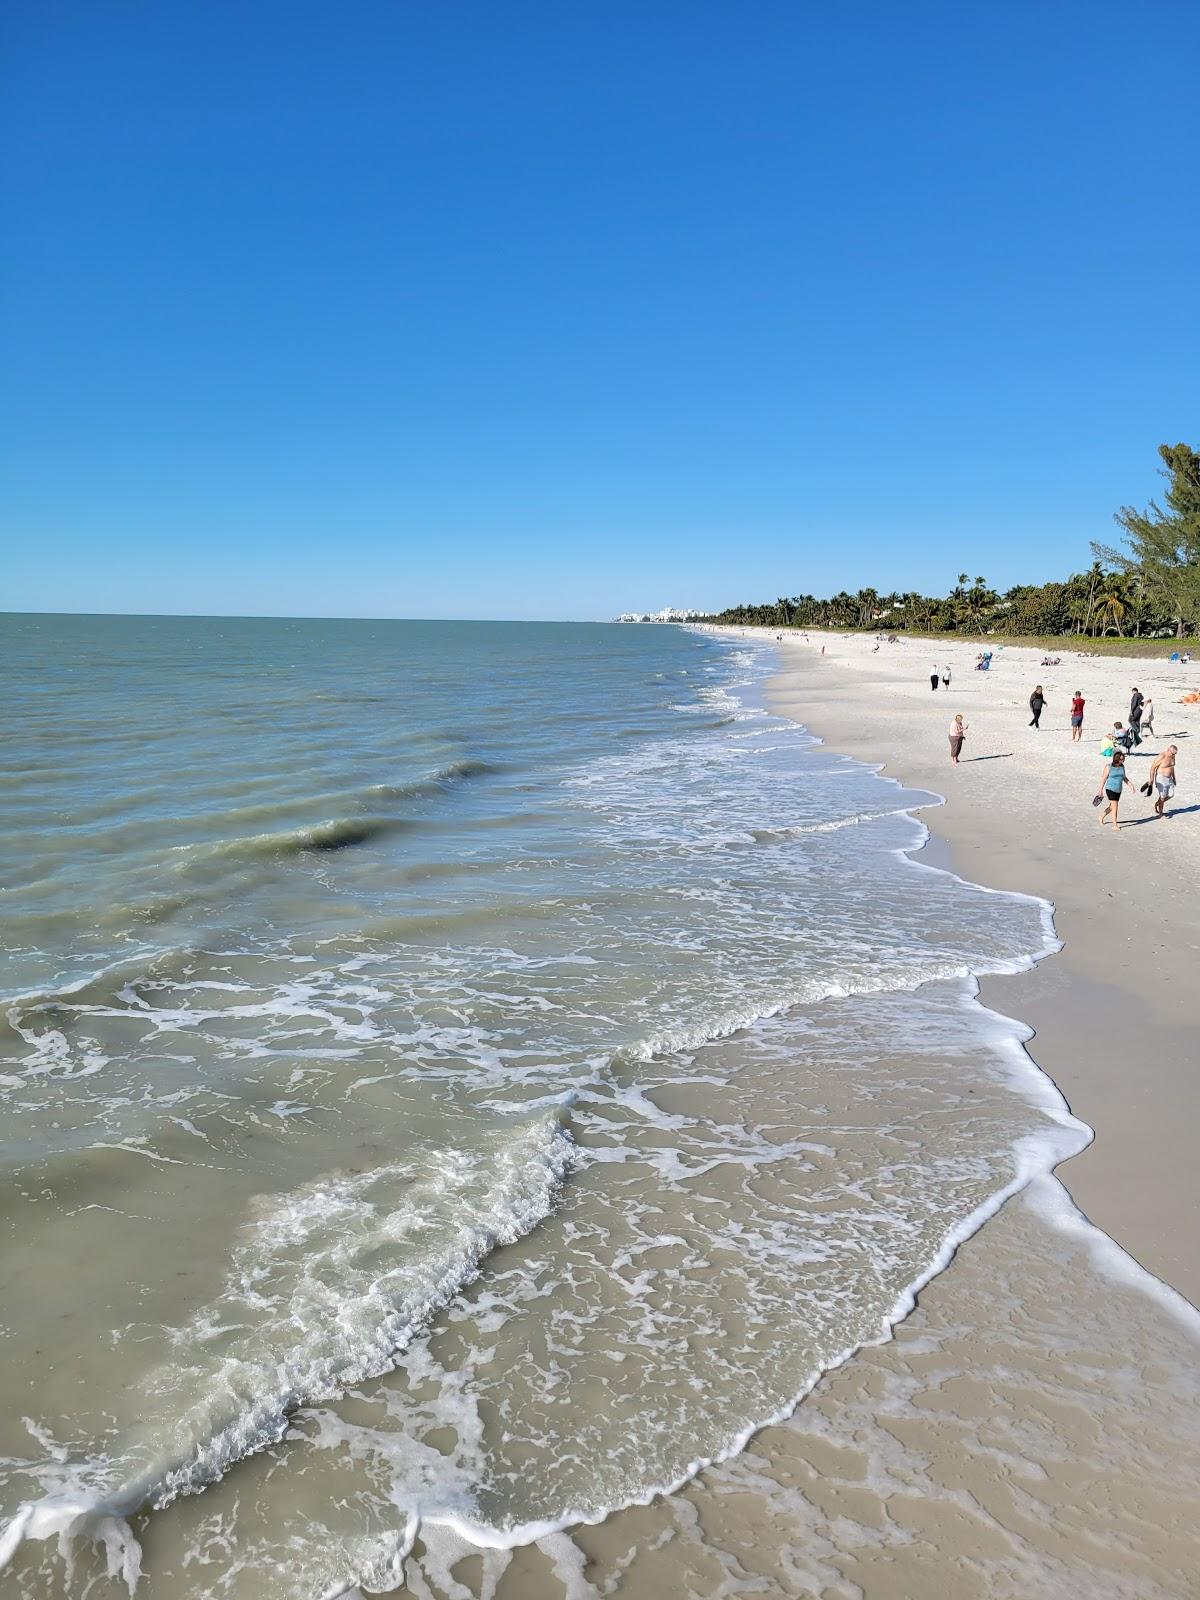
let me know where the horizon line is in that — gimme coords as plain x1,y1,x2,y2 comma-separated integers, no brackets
0,608,654,626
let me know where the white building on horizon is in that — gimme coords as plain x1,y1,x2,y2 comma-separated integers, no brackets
616,606,706,623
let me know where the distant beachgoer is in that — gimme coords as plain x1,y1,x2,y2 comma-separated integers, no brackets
1129,687,1144,745
1140,695,1154,735
942,665,951,689
948,714,967,763
930,667,939,690
1070,691,1085,741
1097,748,1131,829
1147,745,1177,817
1029,685,1045,728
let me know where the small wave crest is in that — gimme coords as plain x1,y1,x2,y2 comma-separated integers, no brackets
213,813,412,859
749,807,913,844
0,1109,576,1587
171,756,500,868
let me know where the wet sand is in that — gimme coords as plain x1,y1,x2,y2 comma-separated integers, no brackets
447,1180,1200,1600
760,628,1200,1304
384,629,1200,1599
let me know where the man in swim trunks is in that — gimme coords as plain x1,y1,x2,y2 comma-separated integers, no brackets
1147,745,1178,818
1070,691,1085,741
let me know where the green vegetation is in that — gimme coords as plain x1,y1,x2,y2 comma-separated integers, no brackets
704,444,1200,641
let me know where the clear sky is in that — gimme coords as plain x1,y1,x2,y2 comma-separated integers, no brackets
3,2,1197,621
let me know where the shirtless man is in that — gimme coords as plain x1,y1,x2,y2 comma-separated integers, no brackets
1147,744,1178,817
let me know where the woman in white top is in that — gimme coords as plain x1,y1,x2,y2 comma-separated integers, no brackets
948,714,967,763
1140,696,1155,735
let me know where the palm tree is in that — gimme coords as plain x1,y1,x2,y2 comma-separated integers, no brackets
1073,560,1105,635
958,576,998,633
1096,590,1127,635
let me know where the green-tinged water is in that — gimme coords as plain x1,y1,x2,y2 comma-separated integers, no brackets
1,615,1093,1596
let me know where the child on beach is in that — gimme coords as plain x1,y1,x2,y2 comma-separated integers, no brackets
948,714,967,763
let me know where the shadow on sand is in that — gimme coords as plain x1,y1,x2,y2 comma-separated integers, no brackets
1119,803,1199,827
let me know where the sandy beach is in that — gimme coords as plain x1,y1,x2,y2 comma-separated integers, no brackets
382,627,1200,1600
750,626,1200,1306
406,627,1200,1599
7,619,1199,1600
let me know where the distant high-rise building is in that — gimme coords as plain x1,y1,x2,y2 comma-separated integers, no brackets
616,606,705,623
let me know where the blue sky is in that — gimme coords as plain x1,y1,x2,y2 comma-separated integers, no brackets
3,1,1197,620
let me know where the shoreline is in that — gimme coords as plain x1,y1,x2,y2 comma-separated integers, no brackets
710,624,1200,1305
391,625,1200,1598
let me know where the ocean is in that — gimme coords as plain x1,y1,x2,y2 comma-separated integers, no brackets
0,614,1141,1595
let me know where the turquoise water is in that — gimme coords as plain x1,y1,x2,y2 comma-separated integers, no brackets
0,616,1085,1597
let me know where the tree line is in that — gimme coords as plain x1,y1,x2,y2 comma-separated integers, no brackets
703,443,1200,640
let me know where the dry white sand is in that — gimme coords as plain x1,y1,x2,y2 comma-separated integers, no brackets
386,628,1200,1600
741,626,1200,1304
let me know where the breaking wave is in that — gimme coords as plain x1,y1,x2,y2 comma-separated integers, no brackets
0,1110,575,1587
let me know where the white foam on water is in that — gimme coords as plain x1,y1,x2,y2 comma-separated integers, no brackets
0,1113,576,1584
8,627,1194,1598
318,637,1199,1592
1026,1172,1200,1335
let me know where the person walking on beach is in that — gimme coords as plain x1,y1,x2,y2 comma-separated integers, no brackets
1147,745,1177,817
948,713,967,763
1069,690,1085,741
930,667,940,690
1029,685,1045,728
942,664,952,689
1141,695,1155,736
1129,687,1144,745
1097,748,1131,829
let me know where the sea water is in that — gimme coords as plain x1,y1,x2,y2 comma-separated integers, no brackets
0,616,1094,1595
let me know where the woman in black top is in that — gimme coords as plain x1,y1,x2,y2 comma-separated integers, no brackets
1029,685,1045,728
